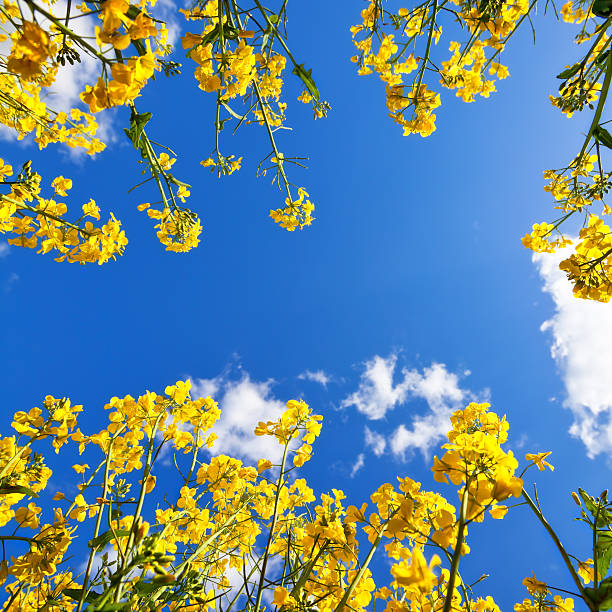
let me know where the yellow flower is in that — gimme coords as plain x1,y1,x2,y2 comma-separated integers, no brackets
257,459,273,473
390,548,441,591
14,502,41,529
51,176,73,197
82,199,101,220
525,452,554,471
523,573,548,595
577,559,594,584
272,586,296,608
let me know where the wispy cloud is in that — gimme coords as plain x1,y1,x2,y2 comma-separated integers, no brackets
535,249,612,458
4,272,18,293
364,426,386,456
298,369,333,387
0,242,9,258
350,453,365,478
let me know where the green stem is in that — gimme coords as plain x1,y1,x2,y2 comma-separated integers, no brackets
442,483,468,612
578,37,612,161
522,489,594,611
76,430,125,612
114,413,165,602
334,515,393,612
413,0,439,97
254,443,289,612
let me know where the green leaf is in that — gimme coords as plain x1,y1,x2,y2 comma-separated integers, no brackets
88,529,131,550
63,588,101,604
594,125,612,149
557,63,581,79
593,0,612,18
124,111,152,150
133,581,159,595
0,485,38,497
95,604,129,612
598,531,612,578
586,579,612,610
292,63,320,101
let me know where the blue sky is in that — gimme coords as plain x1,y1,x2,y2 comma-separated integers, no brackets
2,1,612,609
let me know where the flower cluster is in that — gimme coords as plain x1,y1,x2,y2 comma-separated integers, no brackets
0,387,579,612
350,0,522,137
0,160,127,264
432,402,523,521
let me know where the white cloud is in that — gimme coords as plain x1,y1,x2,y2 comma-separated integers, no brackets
298,369,332,387
343,354,478,460
350,453,365,478
535,249,612,457
388,363,473,460
0,242,9,258
364,426,386,456
191,373,286,465
340,353,413,419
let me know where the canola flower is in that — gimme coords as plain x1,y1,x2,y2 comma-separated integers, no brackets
0,0,332,264
0,383,602,612
348,1,612,303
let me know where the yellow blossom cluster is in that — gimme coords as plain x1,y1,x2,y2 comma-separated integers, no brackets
0,386,575,612
179,0,325,231
1,0,327,254
432,402,523,521
0,160,127,264
521,222,572,253
269,186,315,231
350,0,522,137
559,214,612,301
79,0,170,113
140,203,203,253
255,399,322,466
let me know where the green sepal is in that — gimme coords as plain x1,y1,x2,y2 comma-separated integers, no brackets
125,5,141,19
131,38,146,57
